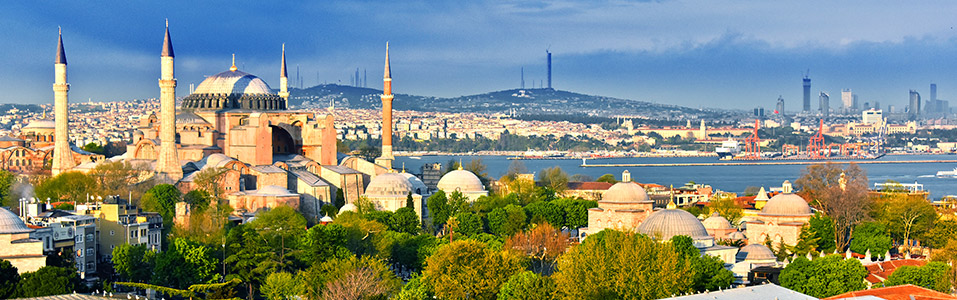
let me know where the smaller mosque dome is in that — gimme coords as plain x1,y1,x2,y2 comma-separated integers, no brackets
338,203,358,215
602,182,650,203
203,153,233,168
437,169,485,193
760,193,813,216
728,231,746,241
319,215,333,223
0,208,33,234
366,173,414,197
702,212,733,230
736,244,776,262
398,172,428,195
637,208,710,240
23,120,55,129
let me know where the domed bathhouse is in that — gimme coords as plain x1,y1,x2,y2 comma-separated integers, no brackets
731,243,781,284
638,201,739,264
580,170,654,237
436,166,487,201
702,212,736,240
362,172,426,220
745,181,814,247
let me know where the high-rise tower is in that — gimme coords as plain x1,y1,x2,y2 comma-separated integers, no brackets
546,50,552,89
776,95,785,116
52,28,75,176
819,91,829,120
909,90,921,120
376,42,394,170
156,20,182,183
802,73,811,112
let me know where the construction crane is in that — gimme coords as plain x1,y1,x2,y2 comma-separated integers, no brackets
743,119,762,159
807,119,827,159
782,144,800,157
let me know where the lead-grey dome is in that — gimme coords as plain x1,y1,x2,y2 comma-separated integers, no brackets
703,212,733,230
0,207,33,234
366,173,414,197
437,169,485,193
399,172,428,195
637,208,710,240
182,69,286,111
601,181,650,203
736,244,776,262
176,111,210,124
760,193,813,216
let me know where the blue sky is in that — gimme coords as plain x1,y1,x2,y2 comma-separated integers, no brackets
1,0,956,110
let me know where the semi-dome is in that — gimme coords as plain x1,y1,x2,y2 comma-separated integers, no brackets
736,244,776,262
437,169,485,193
637,208,710,241
601,181,650,203
366,173,414,197
23,120,55,129
702,212,733,230
399,172,429,195
0,207,33,234
176,111,210,124
760,193,813,216
182,68,286,111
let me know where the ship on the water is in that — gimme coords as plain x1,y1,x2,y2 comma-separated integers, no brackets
715,138,741,160
938,168,957,178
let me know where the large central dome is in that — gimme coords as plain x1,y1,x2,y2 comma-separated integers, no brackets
182,69,287,111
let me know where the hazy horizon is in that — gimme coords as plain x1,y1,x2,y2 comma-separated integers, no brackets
2,1,956,111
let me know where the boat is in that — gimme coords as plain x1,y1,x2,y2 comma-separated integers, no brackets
937,168,957,178
715,138,740,160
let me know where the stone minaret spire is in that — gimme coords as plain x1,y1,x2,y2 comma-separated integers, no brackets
375,42,394,169
156,20,182,183
278,44,289,108
52,27,76,176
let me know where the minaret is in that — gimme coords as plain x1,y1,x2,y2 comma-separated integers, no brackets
156,20,182,183
52,28,76,176
279,44,289,104
375,42,394,169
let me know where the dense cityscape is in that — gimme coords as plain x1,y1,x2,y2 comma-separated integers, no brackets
3,3,957,300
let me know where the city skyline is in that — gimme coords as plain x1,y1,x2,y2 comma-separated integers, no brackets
1,1,957,110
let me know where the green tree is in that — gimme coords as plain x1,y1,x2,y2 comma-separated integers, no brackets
552,230,693,299
226,224,278,299
809,213,837,253
152,238,219,289
452,211,484,237
426,190,449,228
0,170,17,208
524,201,563,227
795,163,871,251
706,193,743,224
140,184,182,227
183,189,212,213
497,271,555,300
112,244,154,283
884,262,950,292
424,240,525,300
0,259,20,299
873,194,937,247
299,224,351,265
298,256,400,300
537,166,569,192
671,236,734,292
487,204,526,237
81,142,105,154
335,189,345,209
193,167,229,201
261,272,301,300
89,160,150,201
849,222,892,255
406,192,414,209
248,206,307,270
35,171,97,202
779,255,867,298
391,207,421,235
465,158,491,187
15,266,79,298
596,174,617,184
395,273,433,300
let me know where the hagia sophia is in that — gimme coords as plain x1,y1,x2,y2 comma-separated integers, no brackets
9,23,490,224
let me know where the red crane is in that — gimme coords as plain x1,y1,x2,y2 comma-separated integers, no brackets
743,119,761,159
807,119,826,159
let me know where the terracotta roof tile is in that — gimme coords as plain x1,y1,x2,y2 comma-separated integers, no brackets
566,181,613,191
824,284,956,300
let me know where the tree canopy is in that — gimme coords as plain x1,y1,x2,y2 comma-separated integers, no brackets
780,255,867,298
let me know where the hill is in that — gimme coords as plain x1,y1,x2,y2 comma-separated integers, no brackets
288,84,738,120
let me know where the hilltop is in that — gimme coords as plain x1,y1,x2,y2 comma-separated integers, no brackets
288,84,739,120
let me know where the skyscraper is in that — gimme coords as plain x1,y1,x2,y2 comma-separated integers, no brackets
931,83,937,102
546,50,552,89
776,96,785,116
841,89,853,113
819,92,829,120
803,74,811,112
909,90,921,120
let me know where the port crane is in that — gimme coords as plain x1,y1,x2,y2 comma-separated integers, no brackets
743,119,762,159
